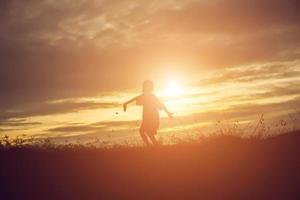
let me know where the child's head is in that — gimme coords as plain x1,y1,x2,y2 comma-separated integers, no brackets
142,80,154,94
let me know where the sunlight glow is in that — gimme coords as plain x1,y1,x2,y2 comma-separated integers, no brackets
161,79,184,97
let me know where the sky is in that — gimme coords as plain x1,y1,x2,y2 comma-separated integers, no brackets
1,0,300,144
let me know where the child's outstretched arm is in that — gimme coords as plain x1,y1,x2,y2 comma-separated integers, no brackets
123,96,137,112
162,104,173,120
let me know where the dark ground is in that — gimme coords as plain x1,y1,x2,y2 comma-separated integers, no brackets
1,131,300,200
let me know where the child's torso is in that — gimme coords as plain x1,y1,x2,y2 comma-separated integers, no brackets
136,94,162,121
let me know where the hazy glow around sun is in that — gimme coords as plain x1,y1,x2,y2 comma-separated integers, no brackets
159,79,184,97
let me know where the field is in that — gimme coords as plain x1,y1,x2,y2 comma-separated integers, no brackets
1,131,300,200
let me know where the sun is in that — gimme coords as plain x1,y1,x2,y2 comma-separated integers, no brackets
162,80,183,97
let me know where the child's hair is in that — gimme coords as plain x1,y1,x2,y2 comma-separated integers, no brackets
143,80,154,94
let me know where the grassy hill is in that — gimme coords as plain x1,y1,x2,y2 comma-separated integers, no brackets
1,131,300,200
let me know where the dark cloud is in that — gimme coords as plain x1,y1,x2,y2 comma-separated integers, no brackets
220,96,300,120
48,120,138,134
0,119,42,127
0,100,120,123
48,125,98,133
138,0,300,67
158,0,300,34
199,61,300,86
1,0,300,106
233,83,300,102
176,95,300,127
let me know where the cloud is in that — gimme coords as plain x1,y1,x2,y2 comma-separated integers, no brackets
199,60,300,86
173,95,300,129
47,120,138,136
1,0,300,108
231,83,300,102
158,0,300,33
0,119,42,127
219,96,300,120
0,100,120,123
48,124,98,133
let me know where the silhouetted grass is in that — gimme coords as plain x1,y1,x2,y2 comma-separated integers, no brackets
1,129,300,199
1,114,300,199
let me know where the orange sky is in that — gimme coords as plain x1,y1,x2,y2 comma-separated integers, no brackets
0,0,300,144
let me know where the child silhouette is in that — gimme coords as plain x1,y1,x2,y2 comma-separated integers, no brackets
123,80,173,145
